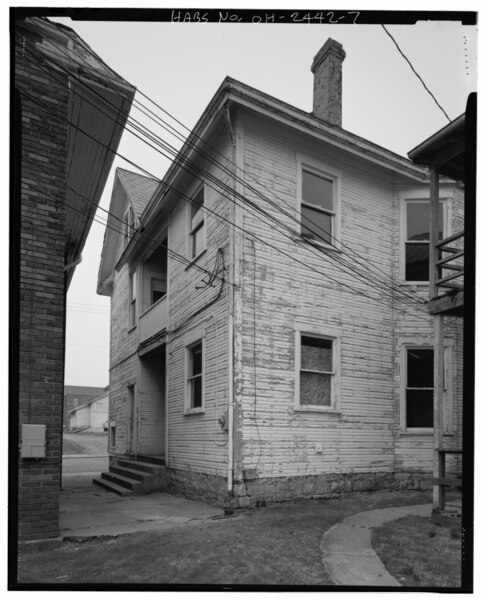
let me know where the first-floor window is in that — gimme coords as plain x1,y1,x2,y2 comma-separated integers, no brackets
187,340,203,409
405,347,434,428
295,328,340,411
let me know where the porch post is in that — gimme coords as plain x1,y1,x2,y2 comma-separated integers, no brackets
429,165,445,513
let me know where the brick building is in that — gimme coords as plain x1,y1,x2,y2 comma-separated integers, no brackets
13,16,135,542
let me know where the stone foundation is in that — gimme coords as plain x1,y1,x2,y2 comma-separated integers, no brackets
166,468,433,509
166,468,231,507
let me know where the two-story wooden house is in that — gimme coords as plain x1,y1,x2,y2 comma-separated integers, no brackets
95,39,463,509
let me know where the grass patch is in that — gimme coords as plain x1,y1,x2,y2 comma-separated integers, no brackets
17,489,434,586
372,514,461,587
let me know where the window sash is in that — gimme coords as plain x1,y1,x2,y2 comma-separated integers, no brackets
187,340,203,410
188,374,203,408
300,166,336,246
302,169,334,212
301,203,334,244
190,221,205,259
405,347,434,429
151,278,166,305
404,201,444,282
129,271,137,326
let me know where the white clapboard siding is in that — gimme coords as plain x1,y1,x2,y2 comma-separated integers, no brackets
237,110,462,478
108,258,138,455
165,126,232,476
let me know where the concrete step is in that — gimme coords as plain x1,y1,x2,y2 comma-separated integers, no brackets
136,454,166,466
110,464,155,483
100,471,144,491
115,458,165,475
92,476,133,497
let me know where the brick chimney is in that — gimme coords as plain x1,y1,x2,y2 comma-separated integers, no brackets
311,38,346,127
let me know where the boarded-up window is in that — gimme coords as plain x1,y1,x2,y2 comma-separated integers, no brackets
406,348,433,428
189,187,205,259
301,169,334,245
300,335,333,407
405,201,443,282
187,341,203,409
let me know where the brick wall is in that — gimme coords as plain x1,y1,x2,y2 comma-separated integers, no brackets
15,26,69,541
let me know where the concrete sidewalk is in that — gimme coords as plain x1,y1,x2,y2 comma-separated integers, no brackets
60,458,224,538
321,499,461,587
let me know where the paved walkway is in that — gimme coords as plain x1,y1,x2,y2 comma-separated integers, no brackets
321,500,461,586
60,456,224,538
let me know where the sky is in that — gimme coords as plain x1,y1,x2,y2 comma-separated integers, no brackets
46,8,478,387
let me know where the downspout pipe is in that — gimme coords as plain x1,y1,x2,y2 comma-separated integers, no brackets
224,105,236,499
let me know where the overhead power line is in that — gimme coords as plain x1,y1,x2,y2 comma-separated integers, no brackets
18,30,428,316
381,24,451,123
26,20,425,311
18,22,428,312
17,23,431,317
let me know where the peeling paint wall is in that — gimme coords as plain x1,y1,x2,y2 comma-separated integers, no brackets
165,123,233,477
236,110,463,483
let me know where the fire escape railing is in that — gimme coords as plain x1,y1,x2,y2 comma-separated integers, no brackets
434,231,464,296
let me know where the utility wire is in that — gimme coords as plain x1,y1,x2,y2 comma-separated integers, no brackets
24,155,230,287
18,27,430,315
23,105,409,314
19,22,427,310
17,24,428,311
381,24,451,123
20,67,428,316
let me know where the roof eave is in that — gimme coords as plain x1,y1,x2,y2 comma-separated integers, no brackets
408,113,465,163
142,78,427,228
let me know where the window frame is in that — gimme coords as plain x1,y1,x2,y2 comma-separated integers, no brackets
296,155,341,250
188,185,206,261
401,196,448,284
123,205,136,248
294,322,342,413
128,269,137,329
184,333,205,415
399,341,454,434
150,277,166,306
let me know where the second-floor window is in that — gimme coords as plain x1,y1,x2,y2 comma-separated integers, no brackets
189,187,205,259
404,200,444,282
301,168,335,245
129,270,137,328
151,277,166,304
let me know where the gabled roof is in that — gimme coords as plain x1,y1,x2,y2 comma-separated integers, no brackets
117,168,159,218
67,389,109,415
97,168,159,295
64,385,105,398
